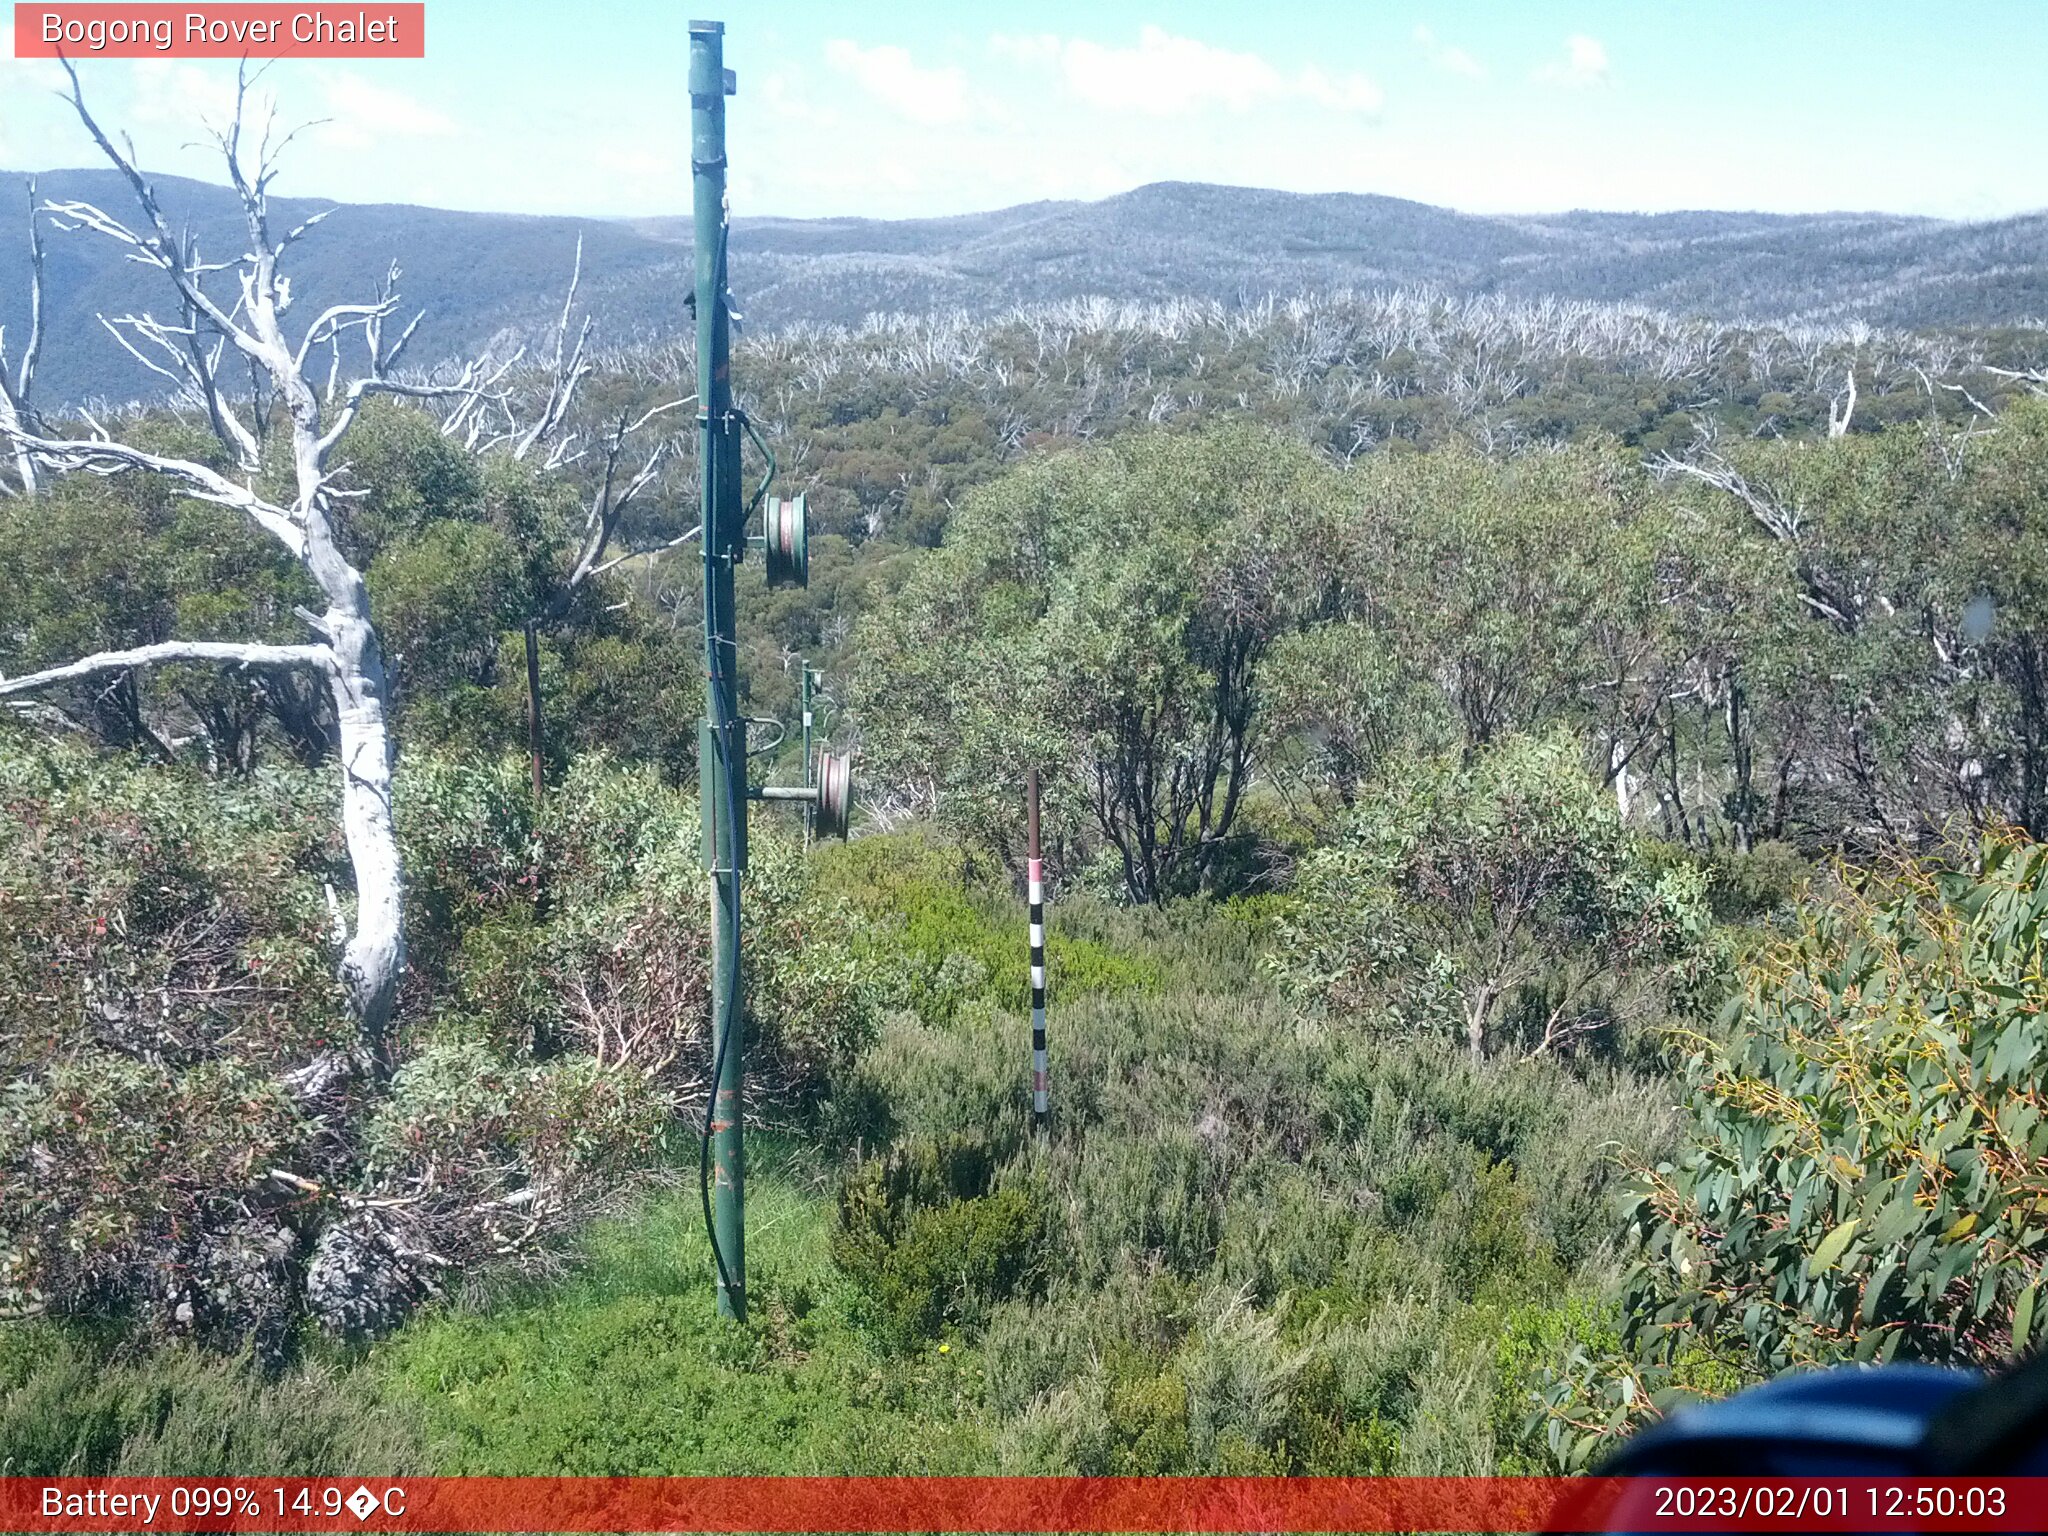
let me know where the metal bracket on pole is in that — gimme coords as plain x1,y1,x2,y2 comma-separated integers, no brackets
699,717,748,874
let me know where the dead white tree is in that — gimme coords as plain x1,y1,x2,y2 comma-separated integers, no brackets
1653,435,1877,634
511,390,689,796
1827,366,1858,438
0,63,503,1071
1983,363,2048,397
0,176,45,496
471,240,692,797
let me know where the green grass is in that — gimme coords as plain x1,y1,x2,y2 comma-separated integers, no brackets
0,1323,426,1477
365,1145,993,1474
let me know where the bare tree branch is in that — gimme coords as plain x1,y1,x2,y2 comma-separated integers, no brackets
5,60,472,1062
17,176,43,405
1983,364,2048,396
511,233,593,462
0,640,334,698
543,397,691,620
1,422,309,553
1655,435,1876,633
1653,439,1802,542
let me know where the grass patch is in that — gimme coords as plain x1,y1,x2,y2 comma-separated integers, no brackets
0,1323,426,1476
367,1145,994,1474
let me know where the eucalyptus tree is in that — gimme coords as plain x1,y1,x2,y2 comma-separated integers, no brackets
857,425,1341,901
499,325,690,797
1657,410,2045,845
1273,733,1708,1060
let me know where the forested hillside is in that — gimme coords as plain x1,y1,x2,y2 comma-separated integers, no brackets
8,101,2048,1484
13,168,2048,403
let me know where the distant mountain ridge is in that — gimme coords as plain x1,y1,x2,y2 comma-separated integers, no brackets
5,171,2048,403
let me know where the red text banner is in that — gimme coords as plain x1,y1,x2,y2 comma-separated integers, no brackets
7,1476,2048,1532
13,5,425,59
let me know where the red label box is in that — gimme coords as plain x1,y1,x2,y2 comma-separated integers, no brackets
13,4,426,58
9,1476,2048,1533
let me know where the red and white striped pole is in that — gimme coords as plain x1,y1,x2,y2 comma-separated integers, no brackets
1027,767,1048,1133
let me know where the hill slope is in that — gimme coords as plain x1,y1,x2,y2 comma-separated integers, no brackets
6,171,2048,402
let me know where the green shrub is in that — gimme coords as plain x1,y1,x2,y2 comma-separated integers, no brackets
0,738,334,1341
816,830,1158,1028
980,1265,1198,1426
1490,1293,1622,1473
394,754,539,972
1634,830,2048,1367
1102,1359,1196,1473
412,754,881,1116
2,1056,310,1335
995,1371,1118,1473
1062,1127,1227,1283
1539,829,2048,1468
822,1008,1023,1157
1272,1351,1402,1475
1183,1300,1308,1467
370,520,532,735
1699,839,1811,923
1272,733,1709,1060
1215,1163,1374,1301
376,1172,992,1474
832,1132,1048,1344
1,736,876,1348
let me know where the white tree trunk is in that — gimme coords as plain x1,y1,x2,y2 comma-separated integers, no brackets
329,607,404,1052
1609,734,1634,820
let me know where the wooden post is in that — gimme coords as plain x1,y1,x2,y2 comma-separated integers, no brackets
523,620,546,801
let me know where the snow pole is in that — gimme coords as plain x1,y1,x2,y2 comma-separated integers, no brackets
1027,767,1048,1133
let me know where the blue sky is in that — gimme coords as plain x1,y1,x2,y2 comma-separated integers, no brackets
1,1,2043,221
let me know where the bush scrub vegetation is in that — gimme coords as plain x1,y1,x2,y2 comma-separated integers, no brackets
7,302,2048,1475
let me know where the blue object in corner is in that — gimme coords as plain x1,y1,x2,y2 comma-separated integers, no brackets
1600,1364,1983,1477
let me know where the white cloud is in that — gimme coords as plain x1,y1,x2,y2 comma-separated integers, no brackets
758,68,838,129
1413,25,1486,81
312,70,457,149
989,33,1061,67
113,61,452,161
126,60,247,134
1059,27,1272,113
3,57,70,95
595,142,679,190
1027,26,1380,118
1296,66,1385,114
824,39,969,125
1534,34,1609,89
0,59,68,163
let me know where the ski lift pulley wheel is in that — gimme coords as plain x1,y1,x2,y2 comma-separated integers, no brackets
814,748,852,840
764,494,809,589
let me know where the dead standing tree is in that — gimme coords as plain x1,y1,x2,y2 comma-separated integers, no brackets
0,176,45,496
0,62,504,1072
494,261,690,797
